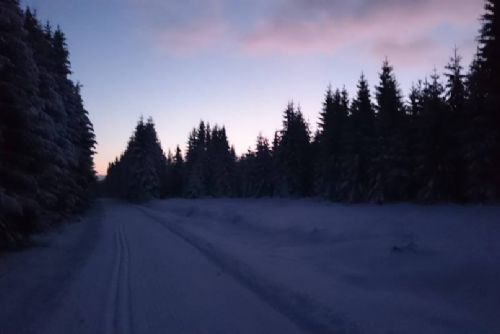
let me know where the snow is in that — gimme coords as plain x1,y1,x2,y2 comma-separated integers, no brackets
1,199,499,334
143,199,500,334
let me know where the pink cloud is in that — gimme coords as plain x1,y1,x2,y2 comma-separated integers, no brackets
131,0,483,61
241,0,483,56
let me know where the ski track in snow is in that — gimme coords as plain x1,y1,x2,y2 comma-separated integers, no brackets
106,219,134,334
1,199,499,334
0,200,304,334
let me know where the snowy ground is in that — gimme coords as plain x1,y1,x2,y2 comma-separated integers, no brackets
1,199,499,334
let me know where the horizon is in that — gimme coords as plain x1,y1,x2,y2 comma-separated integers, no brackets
22,0,484,175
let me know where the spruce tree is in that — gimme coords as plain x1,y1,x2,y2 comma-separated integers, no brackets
415,72,456,202
316,86,348,198
237,150,255,197
444,49,467,201
1,2,96,247
0,0,42,245
478,0,499,106
253,135,274,196
375,60,405,126
275,103,312,196
185,121,208,197
236,134,274,197
445,48,466,114
372,59,410,203
209,126,236,196
466,0,500,201
105,117,166,202
408,81,424,117
338,74,374,202
167,146,184,197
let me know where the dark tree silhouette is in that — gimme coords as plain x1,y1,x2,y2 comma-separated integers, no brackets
103,0,498,205
238,134,274,197
106,117,166,202
464,0,500,201
316,86,348,199
273,103,312,196
181,121,236,197
0,2,96,248
164,146,185,197
371,60,410,203
414,72,456,202
444,49,467,201
338,75,375,202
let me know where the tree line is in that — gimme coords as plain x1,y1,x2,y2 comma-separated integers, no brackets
106,0,499,204
0,0,96,248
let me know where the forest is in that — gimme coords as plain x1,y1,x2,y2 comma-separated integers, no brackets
0,1,96,247
106,0,499,204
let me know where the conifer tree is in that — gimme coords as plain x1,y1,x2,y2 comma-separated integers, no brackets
445,48,466,114
102,0,500,205
371,60,410,202
167,146,185,197
375,60,405,126
105,118,166,202
237,134,274,197
465,0,500,201
237,150,255,197
408,81,424,117
274,103,312,196
0,0,42,244
185,121,209,197
415,72,457,202
478,0,499,107
337,74,374,202
209,126,236,196
1,2,96,247
444,49,467,201
253,135,274,196
316,86,348,198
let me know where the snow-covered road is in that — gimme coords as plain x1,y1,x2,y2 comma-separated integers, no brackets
0,200,303,334
1,199,499,334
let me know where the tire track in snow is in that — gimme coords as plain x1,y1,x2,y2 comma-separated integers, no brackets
138,206,358,334
106,221,134,334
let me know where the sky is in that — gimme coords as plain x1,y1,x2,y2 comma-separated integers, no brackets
22,0,484,175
